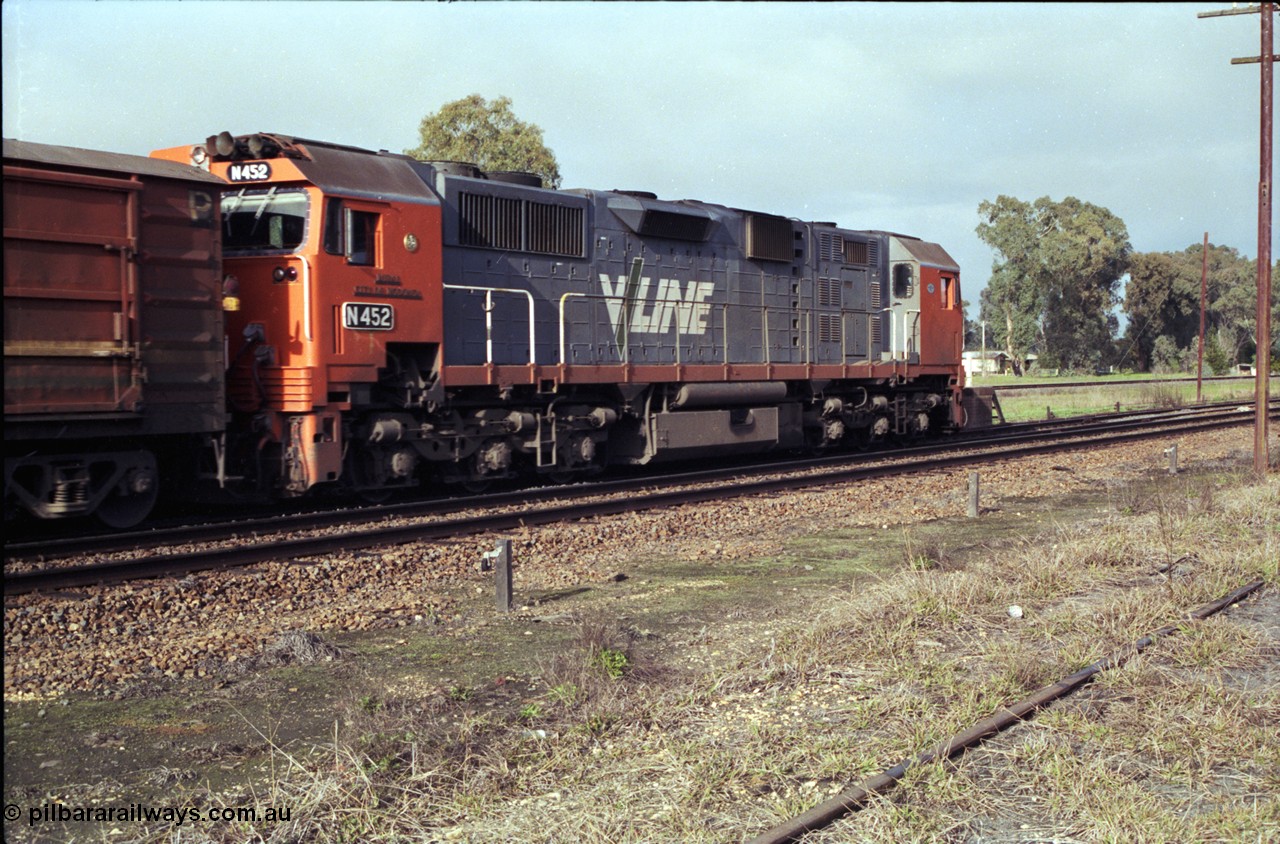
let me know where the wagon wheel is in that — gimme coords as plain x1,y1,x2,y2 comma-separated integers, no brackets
95,480,160,529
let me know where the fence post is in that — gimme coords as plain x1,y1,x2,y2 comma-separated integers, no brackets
967,471,980,518
484,539,514,612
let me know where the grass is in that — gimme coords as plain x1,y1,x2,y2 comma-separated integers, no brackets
212,474,1276,843
990,376,1265,422
8,473,1275,843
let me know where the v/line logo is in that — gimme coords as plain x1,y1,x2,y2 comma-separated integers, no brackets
598,258,715,343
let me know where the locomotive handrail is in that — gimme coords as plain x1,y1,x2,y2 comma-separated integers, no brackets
557,292,896,368
880,306,921,361
557,290,689,365
445,284,537,364
302,255,313,341
557,291,588,364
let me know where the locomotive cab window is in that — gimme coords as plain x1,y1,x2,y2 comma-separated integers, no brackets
892,263,915,299
221,188,309,254
941,276,958,309
346,210,379,266
324,199,381,266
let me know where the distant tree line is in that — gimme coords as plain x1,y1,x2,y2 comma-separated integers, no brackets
973,194,1278,375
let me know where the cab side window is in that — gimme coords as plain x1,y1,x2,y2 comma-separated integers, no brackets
892,263,914,299
941,276,957,309
346,210,378,266
324,199,380,267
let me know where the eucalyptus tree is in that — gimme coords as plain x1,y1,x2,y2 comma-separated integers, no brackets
1123,242,1262,371
976,195,1131,372
406,94,561,189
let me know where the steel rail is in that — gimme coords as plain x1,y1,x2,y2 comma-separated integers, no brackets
6,401,1265,564
3,409,1265,596
991,374,1276,392
745,579,1268,844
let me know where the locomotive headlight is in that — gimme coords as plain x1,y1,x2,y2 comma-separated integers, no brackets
222,274,241,312
272,266,298,283
189,145,209,168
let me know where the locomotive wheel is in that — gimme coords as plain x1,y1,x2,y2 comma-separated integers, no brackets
440,464,493,494
546,469,580,485
356,487,394,504
95,482,159,529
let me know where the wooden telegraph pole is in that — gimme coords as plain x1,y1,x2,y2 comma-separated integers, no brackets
1199,4,1275,475
1198,231,1208,405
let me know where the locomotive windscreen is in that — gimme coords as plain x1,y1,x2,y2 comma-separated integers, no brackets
221,188,310,253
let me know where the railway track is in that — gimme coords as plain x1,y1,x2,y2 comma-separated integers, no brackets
3,399,1252,560
746,579,1269,844
4,400,1272,596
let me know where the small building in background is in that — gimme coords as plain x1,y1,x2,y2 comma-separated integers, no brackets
963,351,1038,378
963,350,1007,378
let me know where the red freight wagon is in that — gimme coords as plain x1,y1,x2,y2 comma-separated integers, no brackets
4,140,227,526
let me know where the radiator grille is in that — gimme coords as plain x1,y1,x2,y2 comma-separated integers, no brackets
527,201,584,256
459,193,520,250
459,192,583,257
746,213,795,262
844,239,869,265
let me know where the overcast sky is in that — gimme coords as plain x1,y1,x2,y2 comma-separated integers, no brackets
3,1,1273,318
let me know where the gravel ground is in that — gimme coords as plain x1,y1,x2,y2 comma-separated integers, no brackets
2,426,1261,700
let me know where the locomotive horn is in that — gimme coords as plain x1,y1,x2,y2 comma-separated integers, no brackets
214,131,236,157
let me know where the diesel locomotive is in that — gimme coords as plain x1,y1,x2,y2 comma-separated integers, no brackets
4,132,973,527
